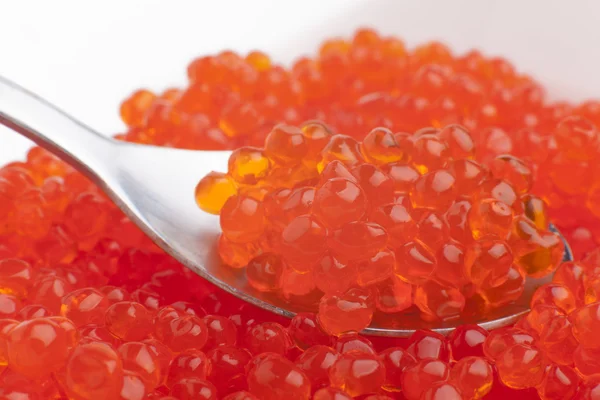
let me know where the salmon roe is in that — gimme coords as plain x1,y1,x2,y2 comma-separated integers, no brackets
2,28,600,399
199,121,566,334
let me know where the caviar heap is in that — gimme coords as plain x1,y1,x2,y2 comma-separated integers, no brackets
197,122,565,334
120,29,600,260
2,28,600,399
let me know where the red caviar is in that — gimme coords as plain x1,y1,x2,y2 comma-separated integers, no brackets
0,28,600,399
199,120,563,334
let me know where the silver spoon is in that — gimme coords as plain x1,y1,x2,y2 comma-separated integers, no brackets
0,76,572,337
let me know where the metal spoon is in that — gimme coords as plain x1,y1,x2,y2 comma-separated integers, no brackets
0,76,572,337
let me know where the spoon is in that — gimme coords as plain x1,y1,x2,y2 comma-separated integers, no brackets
0,76,573,337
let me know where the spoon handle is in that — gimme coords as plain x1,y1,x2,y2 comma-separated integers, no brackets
0,75,116,179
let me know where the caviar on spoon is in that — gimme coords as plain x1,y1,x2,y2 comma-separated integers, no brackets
0,76,571,337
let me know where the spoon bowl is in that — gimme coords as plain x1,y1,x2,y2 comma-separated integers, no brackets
0,76,572,336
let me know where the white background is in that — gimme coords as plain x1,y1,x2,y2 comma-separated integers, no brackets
1,0,600,163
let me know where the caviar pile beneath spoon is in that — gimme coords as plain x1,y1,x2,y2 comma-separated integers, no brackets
1,28,600,399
